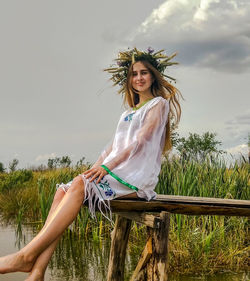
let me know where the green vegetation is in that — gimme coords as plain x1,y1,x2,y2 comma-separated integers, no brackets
157,157,249,274
0,169,33,192
0,157,249,275
174,132,224,162
0,162,5,173
9,158,19,172
47,156,72,169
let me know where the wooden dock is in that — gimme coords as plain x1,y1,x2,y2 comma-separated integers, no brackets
106,194,250,281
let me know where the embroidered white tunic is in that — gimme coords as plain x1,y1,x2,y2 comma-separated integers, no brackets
57,96,169,219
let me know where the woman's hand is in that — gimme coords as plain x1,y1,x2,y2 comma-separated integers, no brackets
83,166,108,184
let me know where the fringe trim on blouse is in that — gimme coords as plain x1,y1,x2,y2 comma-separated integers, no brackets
56,174,114,224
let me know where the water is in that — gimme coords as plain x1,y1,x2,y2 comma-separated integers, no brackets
0,223,248,281
0,224,51,280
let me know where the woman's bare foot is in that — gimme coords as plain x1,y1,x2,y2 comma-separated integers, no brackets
25,268,44,281
0,252,34,274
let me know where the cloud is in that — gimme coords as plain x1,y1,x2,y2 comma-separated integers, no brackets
193,0,220,22
35,153,56,162
138,0,191,31
128,0,250,73
226,143,248,155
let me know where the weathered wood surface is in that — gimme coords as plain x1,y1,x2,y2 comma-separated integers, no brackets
115,212,162,228
110,195,250,217
106,195,249,281
134,212,170,281
147,212,170,281
130,237,152,281
107,215,132,281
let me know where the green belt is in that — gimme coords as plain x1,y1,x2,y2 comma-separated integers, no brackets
101,165,138,192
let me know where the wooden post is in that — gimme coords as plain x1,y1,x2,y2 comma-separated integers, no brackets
107,215,132,281
146,211,170,281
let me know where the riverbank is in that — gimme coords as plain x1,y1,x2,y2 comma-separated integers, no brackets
0,158,249,276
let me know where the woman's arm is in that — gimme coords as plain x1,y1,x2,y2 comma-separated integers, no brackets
91,141,113,168
83,141,113,183
104,99,168,171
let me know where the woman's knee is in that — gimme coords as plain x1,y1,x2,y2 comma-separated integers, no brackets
68,175,85,194
54,188,65,203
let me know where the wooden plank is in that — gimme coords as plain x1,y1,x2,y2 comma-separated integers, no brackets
155,194,250,206
110,196,250,217
107,215,132,281
130,237,152,281
115,212,162,228
111,201,250,216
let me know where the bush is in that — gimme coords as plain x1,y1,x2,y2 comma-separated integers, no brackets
175,132,224,162
9,159,19,172
0,162,5,173
0,170,33,192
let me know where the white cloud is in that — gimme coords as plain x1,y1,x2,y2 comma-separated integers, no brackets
226,143,248,155
129,0,250,73
194,0,220,22
137,0,196,35
139,0,191,33
35,153,56,162
224,143,248,165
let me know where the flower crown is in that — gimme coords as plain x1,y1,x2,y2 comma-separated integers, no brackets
104,47,178,93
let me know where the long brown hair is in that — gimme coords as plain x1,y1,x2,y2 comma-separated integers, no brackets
124,60,182,153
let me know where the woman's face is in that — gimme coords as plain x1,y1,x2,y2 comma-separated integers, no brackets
131,61,154,93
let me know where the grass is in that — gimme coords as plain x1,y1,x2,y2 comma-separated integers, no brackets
0,158,249,275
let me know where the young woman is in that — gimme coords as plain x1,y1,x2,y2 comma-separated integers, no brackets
0,47,182,281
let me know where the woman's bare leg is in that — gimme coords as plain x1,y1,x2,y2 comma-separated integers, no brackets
25,188,66,281
0,176,85,274
26,191,139,281
25,237,60,281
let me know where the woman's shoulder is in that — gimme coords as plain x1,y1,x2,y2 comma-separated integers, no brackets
153,96,169,103
146,96,169,110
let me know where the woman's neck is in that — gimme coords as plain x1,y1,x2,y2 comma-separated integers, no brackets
138,91,154,105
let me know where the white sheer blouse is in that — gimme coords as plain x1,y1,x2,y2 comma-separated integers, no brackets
101,96,170,200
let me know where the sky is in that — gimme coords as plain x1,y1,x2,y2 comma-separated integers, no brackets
0,0,249,169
